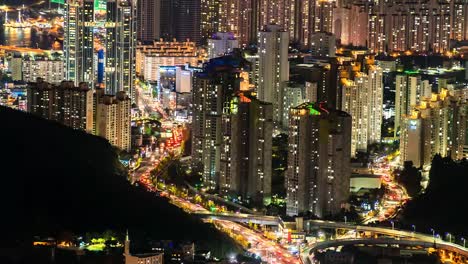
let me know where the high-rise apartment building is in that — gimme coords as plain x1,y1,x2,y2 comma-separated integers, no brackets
95,90,132,152
137,0,161,41
175,0,202,44
27,79,94,133
364,0,468,53
394,73,432,135
333,2,367,47
283,82,307,126
201,0,221,41
342,75,368,155
310,32,336,57
191,54,250,190
218,0,256,45
293,60,340,109
159,0,202,43
400,89,467,168
257,24,289,129
207,32,239,59
341,65,383,156
22,58,64,84
286,102,351,217
315,0,334,33
367,65,383,145
220,92,273,205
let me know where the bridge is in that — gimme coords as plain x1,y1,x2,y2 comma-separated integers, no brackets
194,211,281,226
301,238,468,264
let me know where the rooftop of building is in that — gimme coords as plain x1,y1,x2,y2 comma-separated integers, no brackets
210,32,236,40
196,51,250,77
28,79,90,91
137,39,197,56
291,102,350,117
99,91,130,105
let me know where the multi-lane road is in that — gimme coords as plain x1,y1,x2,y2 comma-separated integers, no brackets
363,155,409,224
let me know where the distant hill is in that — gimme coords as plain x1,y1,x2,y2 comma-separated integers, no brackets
0,107,239,259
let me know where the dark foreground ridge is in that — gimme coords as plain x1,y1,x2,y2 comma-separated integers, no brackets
0,106,238,258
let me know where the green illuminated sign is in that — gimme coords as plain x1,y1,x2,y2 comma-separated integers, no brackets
307,104,321,115
94,0,106,11
51,0,65,4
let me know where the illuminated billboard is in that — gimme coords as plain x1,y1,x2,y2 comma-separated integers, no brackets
94,0,106,11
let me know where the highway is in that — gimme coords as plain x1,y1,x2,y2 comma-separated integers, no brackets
362,155,409,224
167,193,300,263
302,237,468,264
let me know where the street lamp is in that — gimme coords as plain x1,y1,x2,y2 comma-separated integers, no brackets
411,225,416,233
344,215,347,224
430,228,436,244
446,233,452,243
390,221,394,230
461,237,466,248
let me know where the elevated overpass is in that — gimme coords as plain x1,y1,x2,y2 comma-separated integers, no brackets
301,238,468,264
194,211,281,226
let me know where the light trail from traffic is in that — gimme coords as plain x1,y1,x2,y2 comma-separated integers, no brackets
362,155,409,224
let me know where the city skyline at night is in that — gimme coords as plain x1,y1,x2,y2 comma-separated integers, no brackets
1,0,468,263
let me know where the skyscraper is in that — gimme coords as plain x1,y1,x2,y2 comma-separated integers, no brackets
63,0,137,99
286,102,351,217
342,75,368,155
220,92,273,205
137,0,161,41
158,0,201,43
191,54,250,190
218,0,254,45
367,65,383,145
175,0,202,43
315,0,334,33
63,0,81,82
201,0,221,41
105,0,137,98
257,24,289,129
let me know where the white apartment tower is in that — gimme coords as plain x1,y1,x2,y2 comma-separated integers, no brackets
341,65,383,156
257,24,289,129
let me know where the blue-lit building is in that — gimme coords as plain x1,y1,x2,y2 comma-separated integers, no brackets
64,0,136,100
